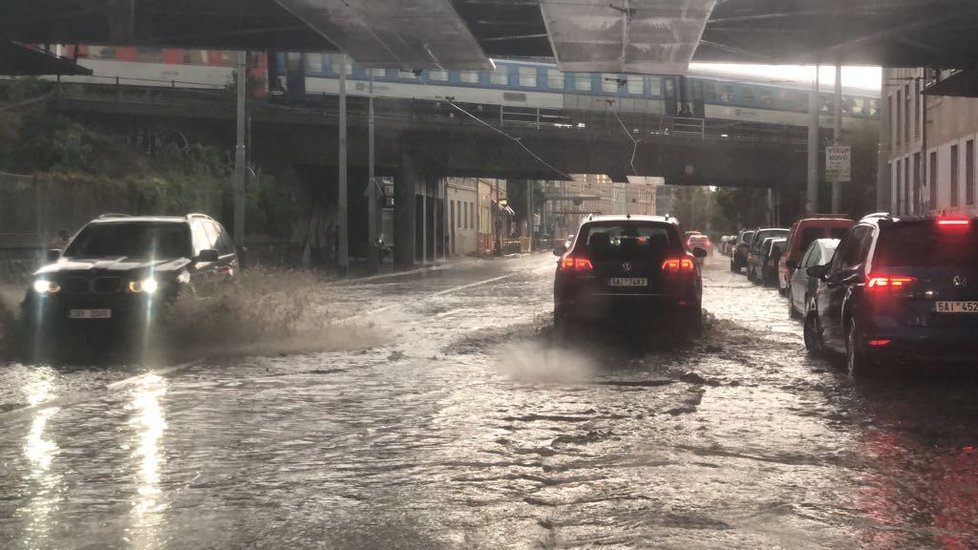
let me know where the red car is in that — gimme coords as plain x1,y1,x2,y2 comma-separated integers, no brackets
686,234,712,255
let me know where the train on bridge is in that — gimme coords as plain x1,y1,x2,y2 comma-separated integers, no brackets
56,46,880,132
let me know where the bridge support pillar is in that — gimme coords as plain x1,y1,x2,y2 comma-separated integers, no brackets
394,153,419,268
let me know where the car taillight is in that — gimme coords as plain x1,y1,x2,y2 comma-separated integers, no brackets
937,216,971,228
661,257,695,273
866,274,917,293
560,256,593,272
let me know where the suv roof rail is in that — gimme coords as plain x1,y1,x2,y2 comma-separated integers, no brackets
97,213,131,219
187,213,215,221
859,212,895,223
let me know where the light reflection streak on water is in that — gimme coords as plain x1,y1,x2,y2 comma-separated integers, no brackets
20,368,62,550
128,374,168,549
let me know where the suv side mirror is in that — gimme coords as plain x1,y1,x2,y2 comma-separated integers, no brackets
197,249,220,263
46,248,62,262
786,259,799,270
692,247,707,258
806,264,829,280
553,241,567,256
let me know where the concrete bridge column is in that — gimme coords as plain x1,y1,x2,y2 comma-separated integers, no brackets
394,153,418,268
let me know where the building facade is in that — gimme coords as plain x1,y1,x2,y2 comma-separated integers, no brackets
885,68,978,215
446,178,479,256
543,174,658,238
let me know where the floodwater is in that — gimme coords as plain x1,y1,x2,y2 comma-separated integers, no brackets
0,255,976,549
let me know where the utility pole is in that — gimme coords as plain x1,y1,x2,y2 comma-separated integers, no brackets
367,72,378,272
233,51,247,244
807,65,820,214
832,64,843,213
337,54,349,274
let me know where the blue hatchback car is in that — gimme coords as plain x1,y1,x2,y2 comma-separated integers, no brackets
805,214,978,376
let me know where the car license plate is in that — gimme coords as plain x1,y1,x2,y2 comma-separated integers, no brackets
935,301,978,313
608,278,647,287
68,309,112,319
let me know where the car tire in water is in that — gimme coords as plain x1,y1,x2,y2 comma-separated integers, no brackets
846,318,878,378
729,259,737,273
789,298,802,319
682,308,703,341
803,312,824,356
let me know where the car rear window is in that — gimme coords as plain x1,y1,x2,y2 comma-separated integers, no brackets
577,222,681,260
65,222,192,259
739,231,754,245
875,223,978,267
799,227,822,254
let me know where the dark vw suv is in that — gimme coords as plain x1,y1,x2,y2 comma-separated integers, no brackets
805,214,978,375
24,213,238,335
553,215,705,339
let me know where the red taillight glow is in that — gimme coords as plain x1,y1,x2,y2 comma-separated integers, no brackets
937,216,971,228
661,257,696,273
868,339,892,347
866,274,918,291
560,256,593,272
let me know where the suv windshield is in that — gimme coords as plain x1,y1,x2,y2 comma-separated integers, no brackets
876,223,978,267
65,222,192,259
577,222,680,261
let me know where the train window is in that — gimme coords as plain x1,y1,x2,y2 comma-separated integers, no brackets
664,79,675,98
367,68,387,79
703,81,717,101
490,66,509,85
305,53,324,74
88,46,117,60
330,54,353,75
626,77,644,95
719,85,734,103
398,70,417,80
460,71,480,84
741,86,756,104
182,50,207,65
649,76,663,97
518,67,537,87
428,70,448,81
574,74,592,92
135,48,164,63
547,70,564,90
601,74,621,93
759,89,774,106
286,52,302,72
870,99,880,116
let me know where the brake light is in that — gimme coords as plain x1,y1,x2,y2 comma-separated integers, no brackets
866,274,917,292
661,257,695,273
560,256,593,272
868,339,892,347
937,216,971,228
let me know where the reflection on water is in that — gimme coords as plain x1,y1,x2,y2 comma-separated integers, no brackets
19,368,63,550
128,374,168,549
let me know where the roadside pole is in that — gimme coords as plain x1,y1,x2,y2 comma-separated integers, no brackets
338,54,349,275
807,65,820,214
233,51,247,244
367,72,378,272
832,64,843,213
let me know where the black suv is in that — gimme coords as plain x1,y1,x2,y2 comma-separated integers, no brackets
553,215,705,339
805,214,978,375
24,213,238,334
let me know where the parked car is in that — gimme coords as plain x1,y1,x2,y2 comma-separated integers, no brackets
746,227,789,282
730,230,755,273
778,216,853,296
787,238,839,319
553,215,705,340
687,234,713,256
718,236,734,256
804,214,978,376
23,213,239,337
762,237,787,287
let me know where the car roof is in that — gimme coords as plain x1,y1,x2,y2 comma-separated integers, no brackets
581,214,678,225
90,216,189,224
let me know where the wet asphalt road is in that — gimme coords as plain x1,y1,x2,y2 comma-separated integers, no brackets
1,254,978,549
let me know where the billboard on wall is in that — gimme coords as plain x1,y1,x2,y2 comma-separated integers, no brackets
826,145,851,183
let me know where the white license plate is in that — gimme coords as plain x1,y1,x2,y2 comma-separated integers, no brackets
935,301,978,313
608,278,648,287
68,309,112,319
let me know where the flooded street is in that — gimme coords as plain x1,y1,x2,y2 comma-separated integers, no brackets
1,254,977,549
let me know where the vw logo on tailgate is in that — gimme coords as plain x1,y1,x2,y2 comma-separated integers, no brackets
622,262,632,273
953,275,968,287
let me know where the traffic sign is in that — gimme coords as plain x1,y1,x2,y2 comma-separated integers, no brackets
826,145,851,183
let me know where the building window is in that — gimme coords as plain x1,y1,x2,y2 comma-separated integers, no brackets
951,145,959,207
451,201,456,229
459,70,479,83
968,140,975,206
915,79,922,139
904,158,910,215
913,152,921,213
428,70,448,81
574,74,592,92
518,66,537,88
627,77,644,95
490,66,509,86
463,201,468,228
895,90,902,146
904,84,911,144
547,69,564,90
930,151,938,210
895,159,902,213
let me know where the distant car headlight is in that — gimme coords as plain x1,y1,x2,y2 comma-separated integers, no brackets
128,277,159,294
32,279,61,294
